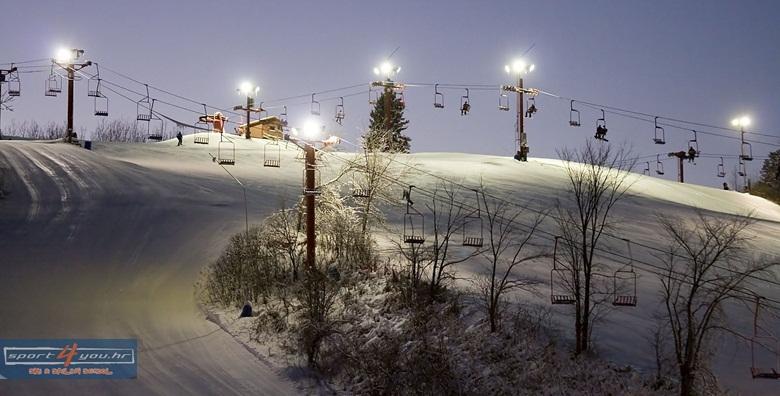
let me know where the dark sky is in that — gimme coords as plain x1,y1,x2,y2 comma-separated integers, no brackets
2,0,779,188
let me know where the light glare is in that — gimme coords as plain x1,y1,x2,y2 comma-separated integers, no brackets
55,48,72,63
303,120,321,139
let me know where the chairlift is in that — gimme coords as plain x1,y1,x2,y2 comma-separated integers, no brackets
352,187,371,198
257,102,268,119
368,85,379,105
137,84,152,121
717,157,726,178
280,105,288,126
462,189,483,247
741,141,754,162
460,88,471,116
263,140,281,168
612,239,637,307
653,117,666,144
302,163,322,195
6,65,20,96
750,296,780,379
335,97,345,125
402,186,425,244
87,63,102,97
688,130,700,157
550,236,576,305
498,90,509,111
194,104,210,144
433,84,444,109
569,100,581,127
643,161,650,175
93,92,108,117
310,93,320,116
738,158,747,177
146,99,164,141
525,97,537,118
45,64,62,97
656,154,665,175
395,90,405,108
217,140,235,165
595,109,608,141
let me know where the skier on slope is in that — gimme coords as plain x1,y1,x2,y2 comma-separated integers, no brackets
176,131,183,146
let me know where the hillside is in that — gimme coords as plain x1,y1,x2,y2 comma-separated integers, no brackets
1,134,779,394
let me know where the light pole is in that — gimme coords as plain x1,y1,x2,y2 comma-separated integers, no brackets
234,81,260,140
502,59,535,162
372,61,403,139
731,115,752,191
53,48,91,144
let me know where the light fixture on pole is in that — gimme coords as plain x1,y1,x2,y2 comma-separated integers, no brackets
731,115,753,191
52,47,91,144
234,81,261,140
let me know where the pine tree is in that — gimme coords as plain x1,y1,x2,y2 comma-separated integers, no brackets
363,88,410,153
759,149,780,186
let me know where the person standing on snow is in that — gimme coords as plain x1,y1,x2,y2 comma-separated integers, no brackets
176,131,183,146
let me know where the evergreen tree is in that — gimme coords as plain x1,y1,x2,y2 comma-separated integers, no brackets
752,149,780,203
363,88,410,153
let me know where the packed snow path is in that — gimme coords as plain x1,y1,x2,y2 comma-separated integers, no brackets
1,136,779,394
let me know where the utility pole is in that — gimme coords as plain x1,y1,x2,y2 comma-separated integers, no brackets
235,82,260,139
503,59,536,162
304,144,317,270
54,49,91,144
667,150,697,183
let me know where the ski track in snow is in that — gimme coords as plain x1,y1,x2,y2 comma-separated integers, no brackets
2,146,42,222
13,145,72,223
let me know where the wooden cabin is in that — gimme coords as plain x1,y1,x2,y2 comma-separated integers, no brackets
235,116,285,140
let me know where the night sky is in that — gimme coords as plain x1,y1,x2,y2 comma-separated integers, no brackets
2,0,779,188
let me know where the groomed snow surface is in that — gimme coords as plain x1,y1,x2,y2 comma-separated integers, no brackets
1,133,779,395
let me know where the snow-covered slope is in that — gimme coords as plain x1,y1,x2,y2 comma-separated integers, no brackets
1,134,778,394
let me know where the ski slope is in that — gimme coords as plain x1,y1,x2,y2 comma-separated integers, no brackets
1,134,779,395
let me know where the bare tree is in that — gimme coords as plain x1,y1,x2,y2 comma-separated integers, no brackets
480,192,546,332
555,140,635,354
656,212,776,396
348,146,402,233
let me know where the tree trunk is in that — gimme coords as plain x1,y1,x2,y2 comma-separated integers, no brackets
679,365,694,396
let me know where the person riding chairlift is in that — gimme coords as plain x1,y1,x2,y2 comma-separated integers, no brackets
595,125,608,141
460,101,471,116
687,146,697,163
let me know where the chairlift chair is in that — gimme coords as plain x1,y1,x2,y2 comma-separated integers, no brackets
738,159,747,177
741,141,754,161
653,117,666,144
460,89,471,116
688,130,700,157
6,65,20,96
193,104,210,144
395,90,405,108
87,63,102,97
612,239,637,307
643,161,650,175
279,105,289,127
137,84,153,121
498,90,510,111
368,85,379,105
750,296,780,379
352,187,371,198
302,164,322,195
550,236,576,305
656,154,665,175
263,140,281,168
462,189,483,247
45,65,63,97
717,157,726,178
217,140,235,165
525,97,537,118
569,100,581,126
402,186,425,244
310,93,320,116
433,84,444,109
595,109,608,141
93,93,109,117
146,100,164,141
335,97,345,125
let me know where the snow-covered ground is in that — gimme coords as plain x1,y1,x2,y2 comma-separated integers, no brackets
1,133,779,394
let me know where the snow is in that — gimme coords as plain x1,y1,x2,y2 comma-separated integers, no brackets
1,133,779,394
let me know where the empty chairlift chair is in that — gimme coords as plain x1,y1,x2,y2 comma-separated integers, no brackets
462,189,483,247
146,100,164,141
550,236,576,305
94,92,109,117
402,186,425,244
434,84,445,109
335,97,345,125
263,140,281,168
612,239,637,307
653,117,666,144
193,105,211,145
717,157,726,178
217,139,235,165
569,100,581,127
87,63,102,97
656,155,665,175
643,161,650,175
6,65,21,96
137,85,153,122
310,93,320,116
741,141,754,162
498,89,510,111
44,64,62,97
751,296,780,379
